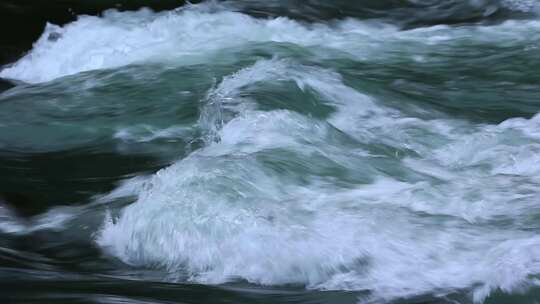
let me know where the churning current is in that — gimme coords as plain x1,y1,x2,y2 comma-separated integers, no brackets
1,1,540,304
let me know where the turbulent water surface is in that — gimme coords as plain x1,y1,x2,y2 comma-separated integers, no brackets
1,1,540,303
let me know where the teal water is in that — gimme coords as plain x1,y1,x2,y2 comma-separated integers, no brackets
1,1,540,303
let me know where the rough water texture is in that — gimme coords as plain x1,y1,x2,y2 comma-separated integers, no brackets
1,1,540,304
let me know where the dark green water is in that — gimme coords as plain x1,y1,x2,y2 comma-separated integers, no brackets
1,1,540,303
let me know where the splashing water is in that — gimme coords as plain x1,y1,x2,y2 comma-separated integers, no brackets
1,1,540,304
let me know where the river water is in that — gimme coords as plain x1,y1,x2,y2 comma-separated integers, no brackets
1,1,540,303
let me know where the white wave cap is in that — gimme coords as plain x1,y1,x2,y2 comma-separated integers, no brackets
98,59,540,303
2,2,540,83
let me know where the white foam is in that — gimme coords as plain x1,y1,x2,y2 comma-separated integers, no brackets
0,203,27,234
1,5,348,83
114,125,193,143
0,203,77,235
3,2,540,83
97,59,540,303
